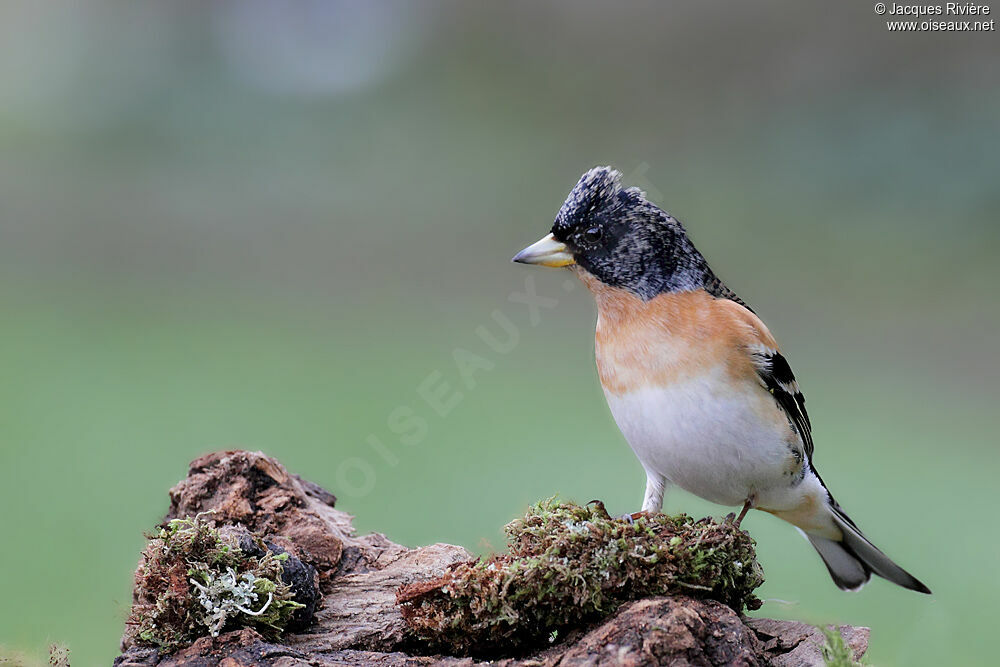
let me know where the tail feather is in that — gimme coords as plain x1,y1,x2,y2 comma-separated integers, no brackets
805,503,931,594
804,532,870,591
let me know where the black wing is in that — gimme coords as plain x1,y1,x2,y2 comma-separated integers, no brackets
748,347,814,461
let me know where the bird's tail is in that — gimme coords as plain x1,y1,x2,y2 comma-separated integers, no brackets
803,502,931,594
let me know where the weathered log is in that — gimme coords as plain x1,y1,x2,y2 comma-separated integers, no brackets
116,450,868,666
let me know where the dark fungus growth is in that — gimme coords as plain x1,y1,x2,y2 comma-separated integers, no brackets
397,499,764,656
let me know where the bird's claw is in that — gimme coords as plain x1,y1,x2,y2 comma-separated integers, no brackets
588,501,647,525
618,511,648,525
586,499,612,520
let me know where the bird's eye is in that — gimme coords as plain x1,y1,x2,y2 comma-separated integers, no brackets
582,226,603,243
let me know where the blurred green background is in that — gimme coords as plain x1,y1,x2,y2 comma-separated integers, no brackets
1,1,997,664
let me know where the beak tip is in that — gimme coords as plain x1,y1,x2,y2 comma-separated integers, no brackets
512,233,575,268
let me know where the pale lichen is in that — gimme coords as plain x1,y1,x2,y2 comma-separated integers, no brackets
126,513,308,652
190,567,273,636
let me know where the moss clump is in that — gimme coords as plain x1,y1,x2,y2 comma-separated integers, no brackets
127,513,305,652
821,626,862,667
398,499,764,655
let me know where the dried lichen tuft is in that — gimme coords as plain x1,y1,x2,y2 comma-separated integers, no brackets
126,513,312,652
397,499,764,655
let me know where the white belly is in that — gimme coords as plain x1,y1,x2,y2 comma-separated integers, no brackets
604,365,798,507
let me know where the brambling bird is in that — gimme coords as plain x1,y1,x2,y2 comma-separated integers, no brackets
513,167,930,594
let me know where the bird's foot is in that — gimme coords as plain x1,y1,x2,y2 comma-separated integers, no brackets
588,501,650,525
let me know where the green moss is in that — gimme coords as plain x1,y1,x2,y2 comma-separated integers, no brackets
398,499,764,655
821,626,862,667
126,513,304,652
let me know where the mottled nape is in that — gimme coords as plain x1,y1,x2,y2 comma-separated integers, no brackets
551,166,746,307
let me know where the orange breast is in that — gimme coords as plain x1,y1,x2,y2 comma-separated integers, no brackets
580,272,774,396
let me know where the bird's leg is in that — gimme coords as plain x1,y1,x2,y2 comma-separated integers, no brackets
641,471,668,514
606,472,671,524
595,472,671,525
733,492,757,529
733,502,751,528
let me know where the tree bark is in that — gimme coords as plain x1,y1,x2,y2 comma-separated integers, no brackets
116,450,868,666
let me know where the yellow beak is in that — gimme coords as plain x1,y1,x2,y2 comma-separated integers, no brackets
511,233,575,267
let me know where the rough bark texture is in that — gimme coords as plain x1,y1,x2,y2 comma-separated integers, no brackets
116,450,869,666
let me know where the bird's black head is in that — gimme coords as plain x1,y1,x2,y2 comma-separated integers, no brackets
513,166,713,300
